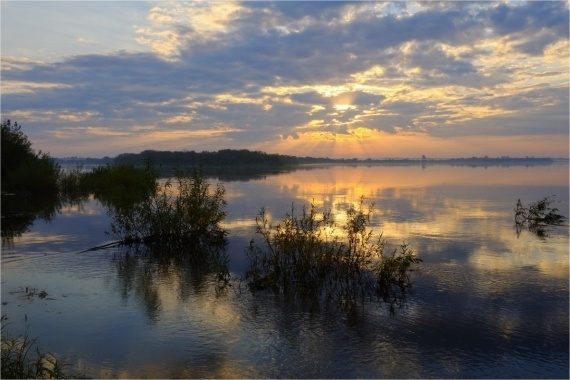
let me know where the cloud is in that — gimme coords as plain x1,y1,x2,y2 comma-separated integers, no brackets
488,1,569,55
0,1,568,158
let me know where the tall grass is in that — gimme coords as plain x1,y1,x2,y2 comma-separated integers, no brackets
1,316,76,379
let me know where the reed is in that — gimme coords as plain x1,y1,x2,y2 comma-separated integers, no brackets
1,316,77,379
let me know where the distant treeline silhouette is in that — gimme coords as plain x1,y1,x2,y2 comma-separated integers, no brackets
114,149,300,167
55,149,556,169
111,149,554,167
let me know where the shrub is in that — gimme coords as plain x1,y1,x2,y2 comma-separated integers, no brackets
374,242,422,308
107,168,229,280
1,120,61,193
245,198,422,308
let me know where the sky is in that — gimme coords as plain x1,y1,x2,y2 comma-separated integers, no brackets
1,1,569,159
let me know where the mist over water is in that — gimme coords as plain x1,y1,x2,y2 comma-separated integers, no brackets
2,163,568,378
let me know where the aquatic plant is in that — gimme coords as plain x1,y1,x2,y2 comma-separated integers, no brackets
107,167,230,281
109,168,226,247
515,195,566,238
245,198,422,309
1,316,76,379
374,242,422,310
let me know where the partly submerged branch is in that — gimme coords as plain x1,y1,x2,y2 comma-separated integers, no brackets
78,240,124,253
515,195,567,238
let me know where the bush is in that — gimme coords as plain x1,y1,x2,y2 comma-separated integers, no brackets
245,198,422,308
1,120,61,192
108,168,229,272
107,167,229,282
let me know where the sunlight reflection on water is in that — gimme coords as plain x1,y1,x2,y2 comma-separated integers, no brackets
1,163,568,378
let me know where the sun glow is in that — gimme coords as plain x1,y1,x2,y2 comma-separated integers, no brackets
267,127,570,160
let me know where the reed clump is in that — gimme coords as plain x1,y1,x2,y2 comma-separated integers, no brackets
245,198,422,307
1,316,76,379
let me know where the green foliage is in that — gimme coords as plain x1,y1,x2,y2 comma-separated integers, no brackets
245,198,422,309
1,316,76,379
1,120,32,178
515,195,566,238
1,119,61,192
57,164,87,197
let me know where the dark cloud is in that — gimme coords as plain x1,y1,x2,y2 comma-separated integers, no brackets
406,42,477,78
488,1,568,37
291,91,327,105
1,1,568,157
487,1,569,55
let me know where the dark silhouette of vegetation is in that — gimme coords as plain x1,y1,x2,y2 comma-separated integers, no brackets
515,195,567,238
112,148,554,170
107,167,230,282
1,316,78,379
1,119,61,193
245,198,422,311
79,162,158,209
114,149,299,168
0,192,67,241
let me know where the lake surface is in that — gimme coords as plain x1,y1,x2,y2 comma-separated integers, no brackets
2,163,569,378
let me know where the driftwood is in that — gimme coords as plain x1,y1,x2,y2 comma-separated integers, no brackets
77,240,123,253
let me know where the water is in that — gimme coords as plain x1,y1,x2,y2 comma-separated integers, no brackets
2,163,568,378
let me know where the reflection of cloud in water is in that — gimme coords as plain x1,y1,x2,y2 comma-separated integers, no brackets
5,231,74,245
1,163,566,378
469,236,569,279
220,218,256,231
58,196,105,216
229,165,568,281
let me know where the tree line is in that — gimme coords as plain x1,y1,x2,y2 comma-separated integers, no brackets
114,149,300,167
1,120,61,192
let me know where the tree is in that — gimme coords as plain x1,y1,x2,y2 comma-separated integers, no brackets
1,119,60,192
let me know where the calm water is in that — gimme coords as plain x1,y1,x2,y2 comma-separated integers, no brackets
2,163,569,378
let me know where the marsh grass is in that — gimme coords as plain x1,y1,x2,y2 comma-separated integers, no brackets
245,198,422,310
515,195,567,238
1,316,77,379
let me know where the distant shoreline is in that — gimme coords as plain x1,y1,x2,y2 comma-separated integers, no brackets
55,148,562,168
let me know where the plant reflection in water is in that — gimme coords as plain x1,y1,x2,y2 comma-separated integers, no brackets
245,198,422,315
112,243,230,323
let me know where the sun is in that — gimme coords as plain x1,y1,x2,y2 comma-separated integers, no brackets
333,104,357,112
